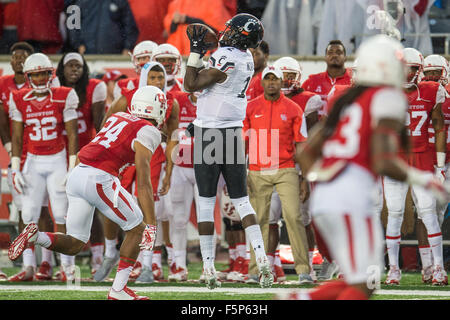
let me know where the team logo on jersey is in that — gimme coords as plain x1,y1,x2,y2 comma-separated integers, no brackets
280,114,287,121
217,56,227,67
316,86,322,93
26,105,32,113
181,107,187,115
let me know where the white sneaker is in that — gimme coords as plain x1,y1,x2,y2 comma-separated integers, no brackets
108,286,150,300
257,256,274,288
432,266,448,286
385,265,401,285
422,265,434,284
204,266,221,290
317,260,339,281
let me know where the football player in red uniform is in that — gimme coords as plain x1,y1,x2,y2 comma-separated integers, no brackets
246,40,269,101
9,85,166,300
152,43,184,94
282,35,449,300
301,40,352,117
384,48,448,286
9,53,79,281
113,40,157,99
55,52,108,278
417,54,450,283
94,62,179,283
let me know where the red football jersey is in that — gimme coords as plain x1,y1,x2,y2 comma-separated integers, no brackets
10,86,78,156
326,84,351,114
301,69,352,101
321,87,408,177
171,91,196,168
428,92,450,164
289,90,323,116
117,77,139,96
0,75,29,133
78,112,161,177
405,81,445,153
246,71,263,101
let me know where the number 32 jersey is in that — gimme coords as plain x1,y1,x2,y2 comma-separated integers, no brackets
9,87,79,155
194,46,254,128
78,112,161,177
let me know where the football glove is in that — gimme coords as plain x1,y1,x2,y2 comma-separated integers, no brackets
187,25,208,57
139,224,157,251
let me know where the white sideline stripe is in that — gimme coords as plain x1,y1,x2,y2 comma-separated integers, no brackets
0,285,450,297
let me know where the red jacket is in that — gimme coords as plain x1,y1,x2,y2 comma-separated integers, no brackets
244,93,307,171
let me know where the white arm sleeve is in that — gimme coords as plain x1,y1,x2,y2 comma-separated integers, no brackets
92,81,107,103
63,89,79,122
435,84,446,108
370,88,408,124
133,125,161,153
8,93,22,122
304,94,324,116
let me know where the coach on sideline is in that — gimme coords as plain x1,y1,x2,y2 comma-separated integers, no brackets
243,65,311,283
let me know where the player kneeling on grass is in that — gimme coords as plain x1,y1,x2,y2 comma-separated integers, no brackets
8,85,166,300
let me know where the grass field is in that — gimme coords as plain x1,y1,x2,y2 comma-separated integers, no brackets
0,262,448,300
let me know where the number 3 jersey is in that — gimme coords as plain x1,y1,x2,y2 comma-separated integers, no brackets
78,112,161,177
194,46,254,128
9,86,79,155
321,87,408,177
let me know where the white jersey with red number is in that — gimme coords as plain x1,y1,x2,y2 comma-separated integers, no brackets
9,87,79,155
405,81,445,153
321,86,408,177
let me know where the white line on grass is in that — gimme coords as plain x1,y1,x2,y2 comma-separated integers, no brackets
0,285,449,297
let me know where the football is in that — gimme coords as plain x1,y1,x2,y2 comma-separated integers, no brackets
186,23,218,51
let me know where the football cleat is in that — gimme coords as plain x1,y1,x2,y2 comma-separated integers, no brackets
317,259,339,281
432,266,448,286
152,263,164,280
199,268,207,283
35,261,53,280
273,265,286,283
0,269,7,281
94,252,120,282
129,261,142,280
107,286,150,300
204,266,221,290
422,265,434,284
385,265,401,285
243,274,259,284
8,223,38,261
135,267,154,284
8,266,34,282
257,256,274,288
298,273,314,284
168,266,188,282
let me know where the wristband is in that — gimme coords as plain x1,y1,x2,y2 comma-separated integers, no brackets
69,155,77,170
4,142,11,155
187,53,204,68
437,152,446,168
11,156,20,170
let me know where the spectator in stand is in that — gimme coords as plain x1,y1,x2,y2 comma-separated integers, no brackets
237,0,268,19
16,0,64,54
246,40,269,101
102,70,127,112
163,0,232,56
0,1,19,54
66,0,138,54
128,0,171,45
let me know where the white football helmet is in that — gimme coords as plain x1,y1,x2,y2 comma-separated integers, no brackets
273,57,302,94
131,40,158,74
403,47,424,87
23,53,54,93
130,85,167,128
423,54,449,86
220,187,240,222
354,34,406,88
152,43,181,81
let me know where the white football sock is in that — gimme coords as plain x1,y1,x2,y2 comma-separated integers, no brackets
104,238,118,259
153,250,162,268
199,235,215,269
236,243,246,259
274,250,282,267
174,250,187,269
142,250,153,269
60,253,75,267
90,244,104,266
386,215,402,267
419,246,433,269
166,244,173,265
112,263,133,292
267,253,275,268
421,214,444,268
245,224,266,262
23,248,36,268
36,232,52,248
41,246,53,265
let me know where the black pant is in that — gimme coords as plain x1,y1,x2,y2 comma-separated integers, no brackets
193,126,248,199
